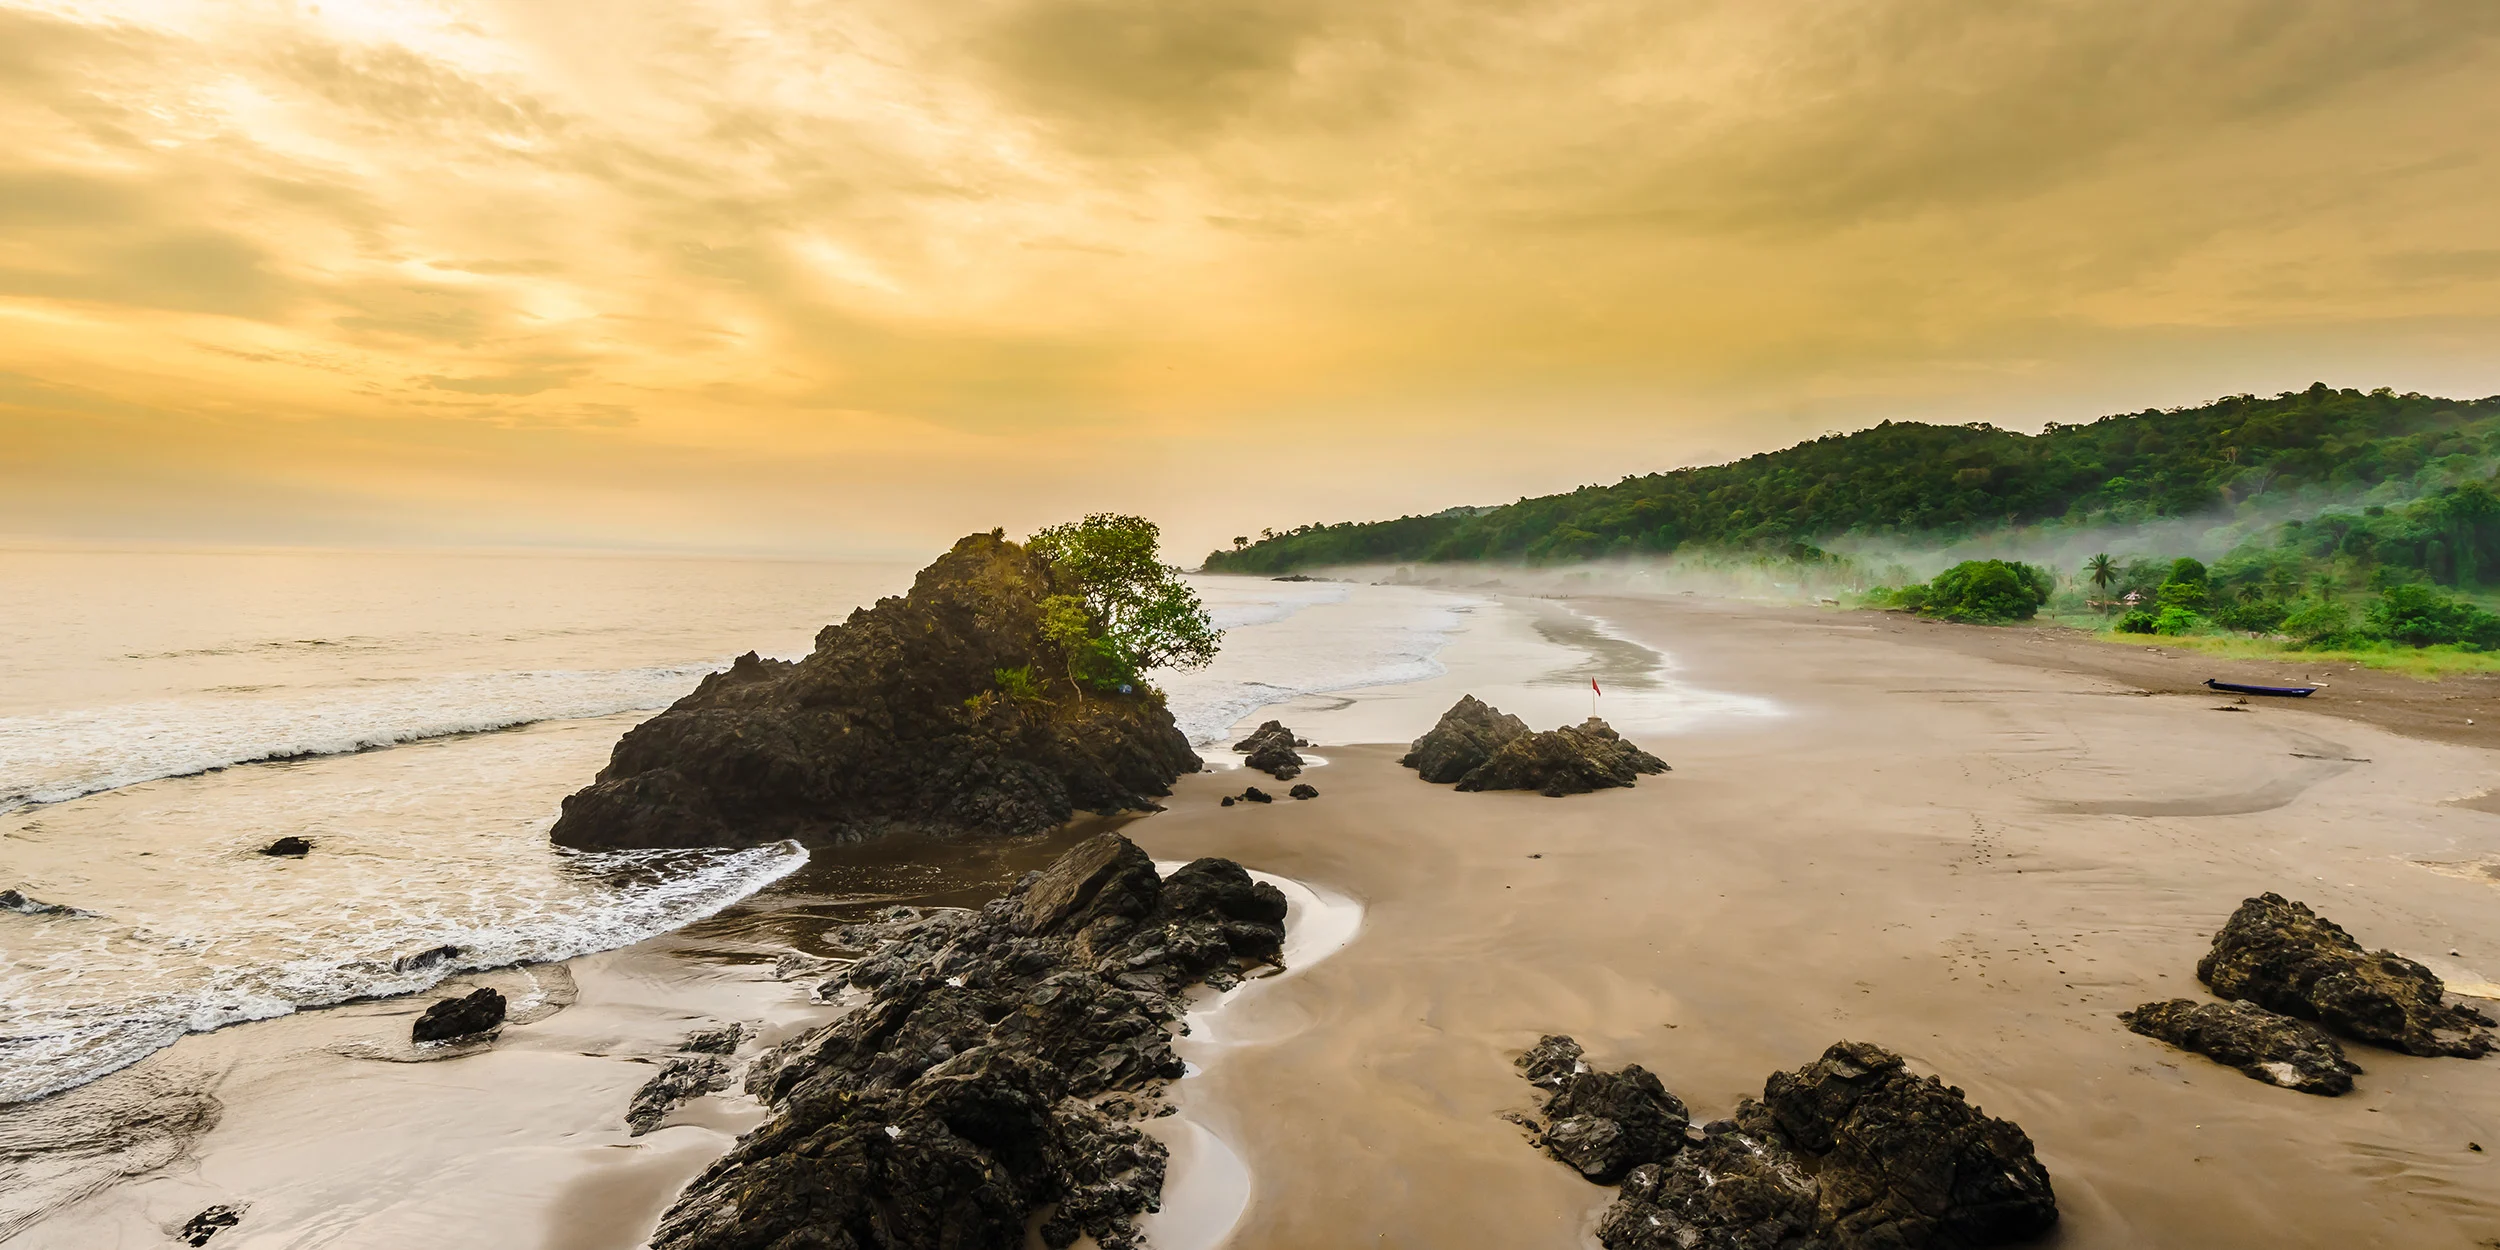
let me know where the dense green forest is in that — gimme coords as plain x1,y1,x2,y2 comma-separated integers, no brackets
1205,384,2500,576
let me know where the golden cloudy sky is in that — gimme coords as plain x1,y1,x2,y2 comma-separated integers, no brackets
5,0,2499,558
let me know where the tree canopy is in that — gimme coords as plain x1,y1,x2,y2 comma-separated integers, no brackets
1204,385,2500,573
1030,514,1221,691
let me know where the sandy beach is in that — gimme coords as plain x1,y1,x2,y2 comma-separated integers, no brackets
12,590,2499,1248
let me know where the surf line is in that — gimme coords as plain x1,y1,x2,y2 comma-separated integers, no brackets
1138,864,1364,1250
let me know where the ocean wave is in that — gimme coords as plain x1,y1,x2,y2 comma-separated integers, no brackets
0,662,729,811
0,841,807,1105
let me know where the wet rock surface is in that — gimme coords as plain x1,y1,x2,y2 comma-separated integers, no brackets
0,888,83,916
651,833,1285,1250
178,1205,243,1246
629,1056,735,1135
411,987,506,1043
1405,698,1668,796
259,836,312,857
1517,1037,2057,1250
1401,694,1530,782
2121,998,2361,1095
2196,893,2495,1058
551,533,1201,850
1233,720,1307,780
1288,783,1319,800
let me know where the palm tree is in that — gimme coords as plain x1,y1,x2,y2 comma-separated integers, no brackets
2084,553,2117,613
2312,571,2339,604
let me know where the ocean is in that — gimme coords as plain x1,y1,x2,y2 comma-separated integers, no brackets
0,547,1570,1105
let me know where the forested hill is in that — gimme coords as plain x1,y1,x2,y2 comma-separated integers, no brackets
1202,385,2500,572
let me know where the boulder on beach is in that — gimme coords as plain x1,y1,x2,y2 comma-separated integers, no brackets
2196,893,2496,1058
1289,783,1318,800
1401,694,1529,782
412,987,506,1043
1239,786,1274,804
649,833,1284,1250
1455,718,1669,797
628,1055,734,1135
260,836,312,857
1405,697,1668,796
549,533,1201,850
1234,720,1307,780
1540,1062,1691,1183
1518,1037,2058,1250
179,1205,244,1246
2121,998,2361,1095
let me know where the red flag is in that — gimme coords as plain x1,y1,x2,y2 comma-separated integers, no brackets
1591,679,1602,696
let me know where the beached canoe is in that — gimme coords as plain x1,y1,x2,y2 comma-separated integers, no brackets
2205,678,2317,697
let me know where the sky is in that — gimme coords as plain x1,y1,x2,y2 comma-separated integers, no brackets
5,0,2500,562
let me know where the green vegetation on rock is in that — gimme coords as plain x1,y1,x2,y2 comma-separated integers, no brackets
1031,513,1221,692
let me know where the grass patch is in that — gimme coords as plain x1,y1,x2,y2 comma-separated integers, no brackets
2067,623,2500,679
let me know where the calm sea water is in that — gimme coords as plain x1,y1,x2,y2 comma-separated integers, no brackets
0,548,1490,1104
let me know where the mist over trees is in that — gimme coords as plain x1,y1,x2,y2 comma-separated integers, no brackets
1205,384,2500,578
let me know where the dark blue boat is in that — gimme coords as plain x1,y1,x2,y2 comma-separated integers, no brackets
2204,678,2316,697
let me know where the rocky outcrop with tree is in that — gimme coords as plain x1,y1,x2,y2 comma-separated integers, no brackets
649,833,1286,1250
1514,1037,2058,1250
1402,696,1668,797
551,522,1217,850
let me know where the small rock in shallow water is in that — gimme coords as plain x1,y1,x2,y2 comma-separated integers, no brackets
411,987,506,1043
392,944,462,973
628,1055,733,1134
0,888,81,915
1220,795,1235,807
2120,998,2360,1095
179,1205,243,1246
260,836,312,857
2197,893,2496,1057
1289,783,1318,800
1240,787,1273,804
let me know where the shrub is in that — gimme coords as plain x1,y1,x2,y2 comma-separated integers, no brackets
993,665,1044,702
1921,559,2053,623
2213,597,2289,634
2279,601,2354,648
2364,583,2500,648
2114,609,2159,634
2153,607,2204,635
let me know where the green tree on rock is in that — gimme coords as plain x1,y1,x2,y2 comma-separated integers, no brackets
1030,514,1222,692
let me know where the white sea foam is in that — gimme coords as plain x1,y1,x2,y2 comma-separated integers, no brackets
0,841,806,1105
0,662,727,810
1162,577,1480,745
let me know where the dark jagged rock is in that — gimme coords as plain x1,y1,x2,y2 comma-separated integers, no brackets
392,943,463,973
1,888,81,916
1517,1038,2057,1250
1239,786,1273,804
2121,998,2360,1095
652,834,1283,1250
1234,720,1308,780
1542,1064,1690,1183
1456,718,1670,797
551,534,1202,850
260,836,312,857
1219,795,1235,807
180,1205,244,1246
1401,695,1529,782
411,987,506,1042
683,1023,748,1055
2196,893,2495,1058
630,1055,735,1135
1288,783,1318,800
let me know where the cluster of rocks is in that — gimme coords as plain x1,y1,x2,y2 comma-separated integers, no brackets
649,832,1286,1250
1233,720,1307,780
627,1024,753,1135
411,987,506,1043
1402,695,1669,797
1219,782,1318,806
1514,1036,2058,1250
551,533,1201,851
2121,893,2494,1096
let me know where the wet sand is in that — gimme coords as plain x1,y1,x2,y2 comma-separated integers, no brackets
14,592,2500,1248
1130,594,2500,1249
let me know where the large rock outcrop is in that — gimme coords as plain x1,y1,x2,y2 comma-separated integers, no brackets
1517,1038,2058,1250
2196,893,2495,1058
551,534,1201,850
1403,697,1668,797
651,833,1285,1250
2120,998,2360,1096
1233,720,1306,780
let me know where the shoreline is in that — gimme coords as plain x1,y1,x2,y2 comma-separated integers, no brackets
13,588,2500,1248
